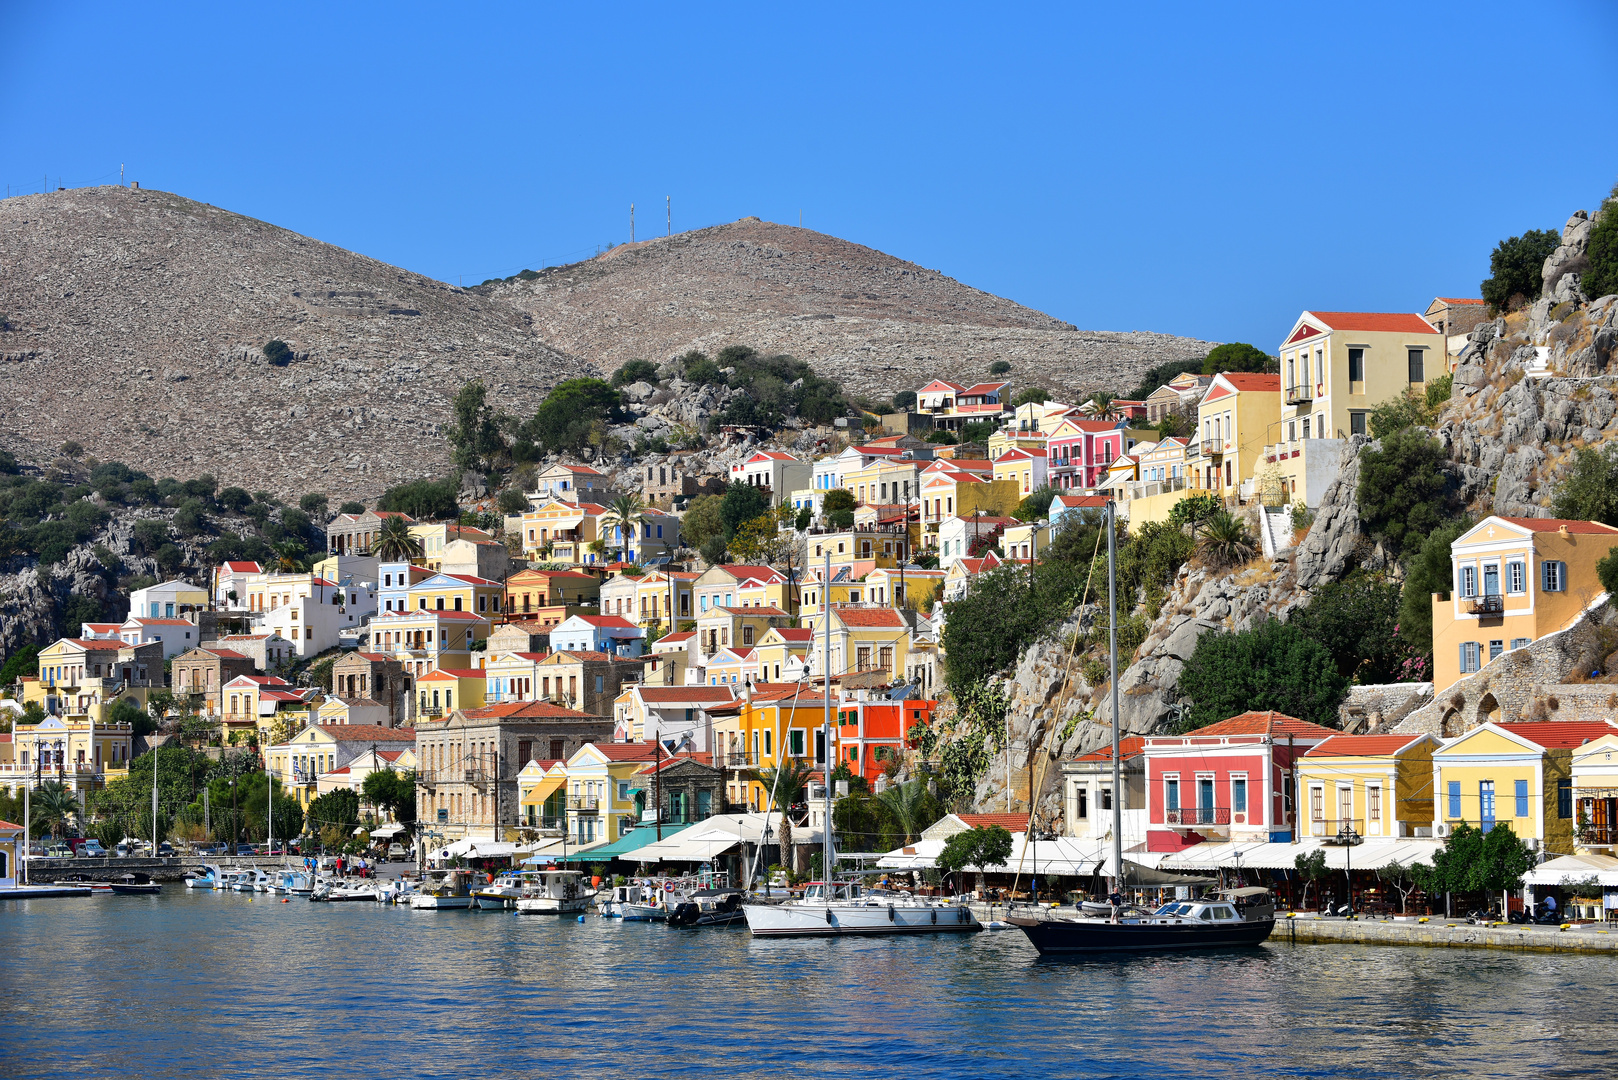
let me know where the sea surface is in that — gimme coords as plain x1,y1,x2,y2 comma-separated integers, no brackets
0,888,1612,1079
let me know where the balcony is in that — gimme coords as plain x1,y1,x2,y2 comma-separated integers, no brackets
1198,441,1220,458
568,797,600,811
1284,383,1314,405
720,752,758,768
1467,593,1505,616
1124,475,1188,501
1165,806,1230,827
1313,818,1367,841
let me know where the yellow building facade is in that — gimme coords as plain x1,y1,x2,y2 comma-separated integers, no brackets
1298,733,1437,841
1430,722,1608,855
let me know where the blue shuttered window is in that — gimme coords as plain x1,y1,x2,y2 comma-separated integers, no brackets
1447,781,1461,820
1515,779,1529,818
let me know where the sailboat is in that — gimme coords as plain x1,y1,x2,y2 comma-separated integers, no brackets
1007,501,1276,955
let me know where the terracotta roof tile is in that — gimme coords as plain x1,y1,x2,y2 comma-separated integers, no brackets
1498,721,1618,749
1495,517,1618,534
1307,311,1441,335
956,813,1030,832
1306,734,1429,757
1182,711,1337,739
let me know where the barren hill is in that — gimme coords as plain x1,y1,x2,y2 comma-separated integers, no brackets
485,217,1215,401
0,187,586,499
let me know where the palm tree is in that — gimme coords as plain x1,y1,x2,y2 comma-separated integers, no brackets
375,515,423,563
1086,392,1118,419
601,493,650,565
1198,510,1256,569
32,781,80,839
751,758,816,873
272,540,309,573
877,779,933,845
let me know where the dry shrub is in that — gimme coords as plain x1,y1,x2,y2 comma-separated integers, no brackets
1606,692,1618,710
1548,694,1561,711
1449,692,1466,709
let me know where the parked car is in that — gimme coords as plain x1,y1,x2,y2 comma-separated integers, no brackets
75,839,108,858
235,844,255,856
156,841,175,857
386,843,407,859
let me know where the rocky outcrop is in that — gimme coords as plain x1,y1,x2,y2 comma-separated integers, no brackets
1542,210,1594,301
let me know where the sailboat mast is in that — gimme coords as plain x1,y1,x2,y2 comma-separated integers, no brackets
822,549,834,880
151,744,159,855
1107,501,1122,892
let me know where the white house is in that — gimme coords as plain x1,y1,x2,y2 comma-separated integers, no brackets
129,579,208,620
118,617,202,659
729,451,812,506
549,614,645,658
213,561,263,608
258,584,374,659
936,515,1017,570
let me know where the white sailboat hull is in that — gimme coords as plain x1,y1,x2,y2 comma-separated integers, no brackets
408,894,473,909
743,902,980,937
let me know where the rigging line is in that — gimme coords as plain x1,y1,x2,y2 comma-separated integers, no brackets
1011,524,1106,895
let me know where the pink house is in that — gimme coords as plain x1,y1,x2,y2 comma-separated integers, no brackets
1143,711,1338,852
1046,418,1126,490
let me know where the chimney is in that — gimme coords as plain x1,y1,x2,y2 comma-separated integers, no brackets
1559,524,1571,539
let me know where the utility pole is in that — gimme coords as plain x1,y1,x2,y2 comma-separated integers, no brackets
822,549,834,879
666,196,670,237
630,203,635,243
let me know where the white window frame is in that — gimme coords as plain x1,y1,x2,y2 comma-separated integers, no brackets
1507,560,1526,594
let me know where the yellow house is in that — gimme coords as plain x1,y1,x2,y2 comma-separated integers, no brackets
1194,371,1280,500
557,741,661,847
599,570,697,631
369,609,491,679
692,564,793,616
1278,311,1444,442
1431,516,1618,694
722,689,836,810
1298,733,1438,841
10,714,134,792
406,523,496,572
1431,721,1610,855
482,650,553,704
991,448,1046,497
802,604,910,681
703,646,754,687
1569,732,1618,853
986,430,1048,459
415,668,487,719
842,455,923,509
520,498,606,564
406,572,504,619
267,723,416,807
694,606,790,657
863,567,945,611
1001,521,1051,563
752,626,815,683
917,468,1020,550
518,759,569,830
797,564,870,622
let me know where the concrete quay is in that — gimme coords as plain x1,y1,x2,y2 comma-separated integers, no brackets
1279,914,1618,953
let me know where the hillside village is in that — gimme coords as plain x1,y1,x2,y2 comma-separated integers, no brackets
5,192,1618,904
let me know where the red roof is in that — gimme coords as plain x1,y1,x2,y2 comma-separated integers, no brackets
720,565,783,582
201,648,250,660
586,741,661,761
713,606,789,618
442,572,502,586
656,631,695,644
833,607,905,628
1306,734,1430,757
355,652,392,662
1498,722,1618,749
1306,312,1441,335
1055,419,1126,434
636,687,737,703
1072,736,1147,763
461,701,600,720
1494,517,1618,535
546,650,639,664
961,382,1010,396
222,561,262,572
1436,297,1485,305
0,819,23,831
956,813,1029,832
1184,711,1337,739
315,724,415,742
1216,373,1280,392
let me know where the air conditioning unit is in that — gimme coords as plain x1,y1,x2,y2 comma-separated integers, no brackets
1435,822,1451,837
1524,837,1540,852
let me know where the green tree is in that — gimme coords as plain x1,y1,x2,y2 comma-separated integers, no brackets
1368,388,1431,439
1417,821,1534,902
1200,342,1274,376
1552,444,1618,525
521,378,623,455
445,378,508,472
306,789,362,836
1289,576,1404,683
362,769,417,824
609,359,660,387
32,781,80,838
1481,229,1560,312
496,488,529,515
1599,546,1618,599
988,360,1011,376
219,486,253,513
109,696,156,738
750,759,816,868
338,500,365,515
377,477,459,520
1197,510,1255,569
822,488,856,529
1424,373,1453,411
1585,186,1618,301
961,420,998,444
1011,387,1049,407
936,825,1015,890
679,494,726,553
1357,427,1456,561
263,339,293,367
1175,617,1348,731
298,493,329,518
940,559,1090,696
891,390,917,411
374,514,424,562
1294,848,1329,910
875,780,941,845
601,493,650,564
1168,492,1222,537
1,644,40,687
719,481,769,541
1012,486,1057,523
1399,519,1471,655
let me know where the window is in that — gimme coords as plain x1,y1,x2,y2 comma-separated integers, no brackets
1447,780,1461,820
1301,417,1311,440
1490,640,1503,661
1483,564,1499,596
1514,778,1529,818
1458,565,1477,597
1310,786,1324,822
1408,348,1425,383
1459,642,1481,673
1100,787,1113,811
1479,780,1496,830
1368,785,1382,823
1075,787,1088,820
594,675,604,693
1231,777,1247,814
1559,779,1573,819
1350,412,1366,436
788,729,805,757
1348,347,1364,382
1542,561,1565,592
1511,637,1532,650
1164,778,1180,812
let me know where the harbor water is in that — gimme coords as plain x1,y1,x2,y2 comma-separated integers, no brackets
1,889,1613,1079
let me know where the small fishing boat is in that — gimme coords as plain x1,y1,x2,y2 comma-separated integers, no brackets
667,889,746,928
1008,897,1276,954
60,874,114,894
408,870,476,909
471,871,537,910
184,865,222,890
621,880,687,921
378,877,419,905
597,882,650,918
108,874,162,896
273,869,317,895
514,870,592,914
311,878,383,903
232,868,274,893
743,882,981,937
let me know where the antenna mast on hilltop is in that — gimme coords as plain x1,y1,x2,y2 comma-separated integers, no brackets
631,203,635,243
666,196,671,237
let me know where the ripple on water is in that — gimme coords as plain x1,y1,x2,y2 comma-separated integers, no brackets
0,894,1613,1079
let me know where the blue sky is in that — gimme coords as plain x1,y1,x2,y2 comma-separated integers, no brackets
4,2,1616,349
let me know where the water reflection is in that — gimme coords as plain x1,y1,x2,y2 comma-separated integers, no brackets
0,891,1611,1079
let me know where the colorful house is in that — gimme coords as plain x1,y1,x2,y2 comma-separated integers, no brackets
1046,417,1127,491
1143,711,1338,852
416,668,488,718
1194,372,1281,500
1430,721,1612,855
1431,516,1618,695
502,568,602,617
1297,733,1439,841
1569,733,1618,852
550,614,645,658
836,697,936,783
406,572,504,619
991,447,1047,497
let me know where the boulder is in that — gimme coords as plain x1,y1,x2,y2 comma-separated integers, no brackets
1293,436,1367,589
1542,210,1593,300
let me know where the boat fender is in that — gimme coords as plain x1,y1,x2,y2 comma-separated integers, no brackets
889,904,896,922
826,909,834,925
931,909,937,925
577,915,586,923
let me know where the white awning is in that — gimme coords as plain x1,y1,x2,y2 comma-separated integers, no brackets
1157,838,1440,872
1525,852,1618,887
466,841,520,859
370,824,406,839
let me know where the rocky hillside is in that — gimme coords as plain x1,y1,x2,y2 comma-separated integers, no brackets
0,187,585,501
483,218,1215,402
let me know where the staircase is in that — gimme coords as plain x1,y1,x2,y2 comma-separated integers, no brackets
1259,504,1295,559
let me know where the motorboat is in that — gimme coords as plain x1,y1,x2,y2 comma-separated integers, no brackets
1008,896,1276,954
184,865,222,890
408,870,476,909
232,868,274,893
742,881,981,937
668,888,746,928
58,874,114,894
378,878,419,905
471,871,537,911
108,874,162,896
597,883,649,918
514,870,593,914
273,870,317,895
621,880,686,921
311,878,383,903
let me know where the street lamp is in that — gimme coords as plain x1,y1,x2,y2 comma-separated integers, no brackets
1334,822,1363,915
